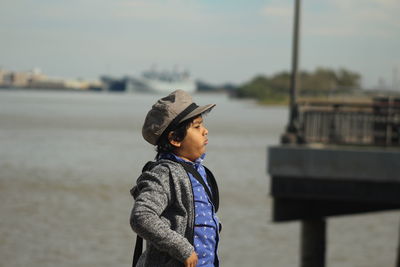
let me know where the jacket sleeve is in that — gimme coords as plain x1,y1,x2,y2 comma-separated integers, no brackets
130,166,194,263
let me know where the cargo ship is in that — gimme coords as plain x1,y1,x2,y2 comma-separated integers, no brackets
101,68,196,93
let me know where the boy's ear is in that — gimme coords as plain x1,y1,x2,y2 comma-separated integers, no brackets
168,132,181,147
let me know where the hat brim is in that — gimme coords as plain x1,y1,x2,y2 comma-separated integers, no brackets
179,104,216,123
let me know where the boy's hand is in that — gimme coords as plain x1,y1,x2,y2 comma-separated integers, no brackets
184,251,198,267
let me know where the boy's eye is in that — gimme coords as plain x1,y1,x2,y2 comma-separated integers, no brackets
192,120,204,129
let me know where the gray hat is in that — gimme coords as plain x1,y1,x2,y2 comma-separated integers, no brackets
142,90,216,145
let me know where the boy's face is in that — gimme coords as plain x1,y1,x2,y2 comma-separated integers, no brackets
171,116,208,162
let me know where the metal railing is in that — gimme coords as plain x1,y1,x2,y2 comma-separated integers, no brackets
296,97,400,146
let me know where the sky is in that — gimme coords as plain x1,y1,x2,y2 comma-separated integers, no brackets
0,0,399,88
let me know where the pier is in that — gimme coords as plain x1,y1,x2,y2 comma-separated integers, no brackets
268,1,400,265
268,98,400,267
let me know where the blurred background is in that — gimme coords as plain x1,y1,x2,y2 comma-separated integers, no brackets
0,0,399,266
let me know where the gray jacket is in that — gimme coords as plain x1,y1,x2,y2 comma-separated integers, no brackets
130,159,195,267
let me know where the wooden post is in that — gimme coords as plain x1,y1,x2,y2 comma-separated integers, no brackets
301,218,326,267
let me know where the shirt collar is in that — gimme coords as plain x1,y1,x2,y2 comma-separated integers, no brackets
160,153,205,168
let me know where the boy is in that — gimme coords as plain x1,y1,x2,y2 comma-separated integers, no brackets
130,90,220,267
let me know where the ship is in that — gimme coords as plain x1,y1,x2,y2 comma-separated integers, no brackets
101,67,197,93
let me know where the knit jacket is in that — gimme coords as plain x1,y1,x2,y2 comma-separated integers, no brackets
130,159,195,267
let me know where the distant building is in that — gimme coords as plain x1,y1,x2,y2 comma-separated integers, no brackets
0,69,9,86
29,79,66,89
64,79,102,90
0,67,101,91
10,72,30,87
29,68,47,84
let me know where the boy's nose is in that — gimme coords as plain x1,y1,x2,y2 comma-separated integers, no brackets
203,127,208,135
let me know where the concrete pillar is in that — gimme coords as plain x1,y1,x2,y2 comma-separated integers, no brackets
301,218,326,267
396,218,400,267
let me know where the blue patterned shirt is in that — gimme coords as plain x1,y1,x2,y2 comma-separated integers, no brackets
161,153,219,267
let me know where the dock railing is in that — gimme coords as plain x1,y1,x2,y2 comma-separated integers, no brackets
295,96,400,147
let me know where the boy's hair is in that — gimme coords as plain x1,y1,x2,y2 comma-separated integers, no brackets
156,116,198,159
156,109,210,159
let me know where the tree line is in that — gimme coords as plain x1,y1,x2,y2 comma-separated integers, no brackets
234,67,361,104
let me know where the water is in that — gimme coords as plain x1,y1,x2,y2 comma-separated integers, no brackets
0,90,398,266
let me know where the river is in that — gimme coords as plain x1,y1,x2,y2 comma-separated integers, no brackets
0,89,398,266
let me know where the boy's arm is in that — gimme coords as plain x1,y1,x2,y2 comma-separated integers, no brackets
130,168,194,263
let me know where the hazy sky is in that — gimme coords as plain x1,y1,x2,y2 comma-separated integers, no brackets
1,0,399,88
